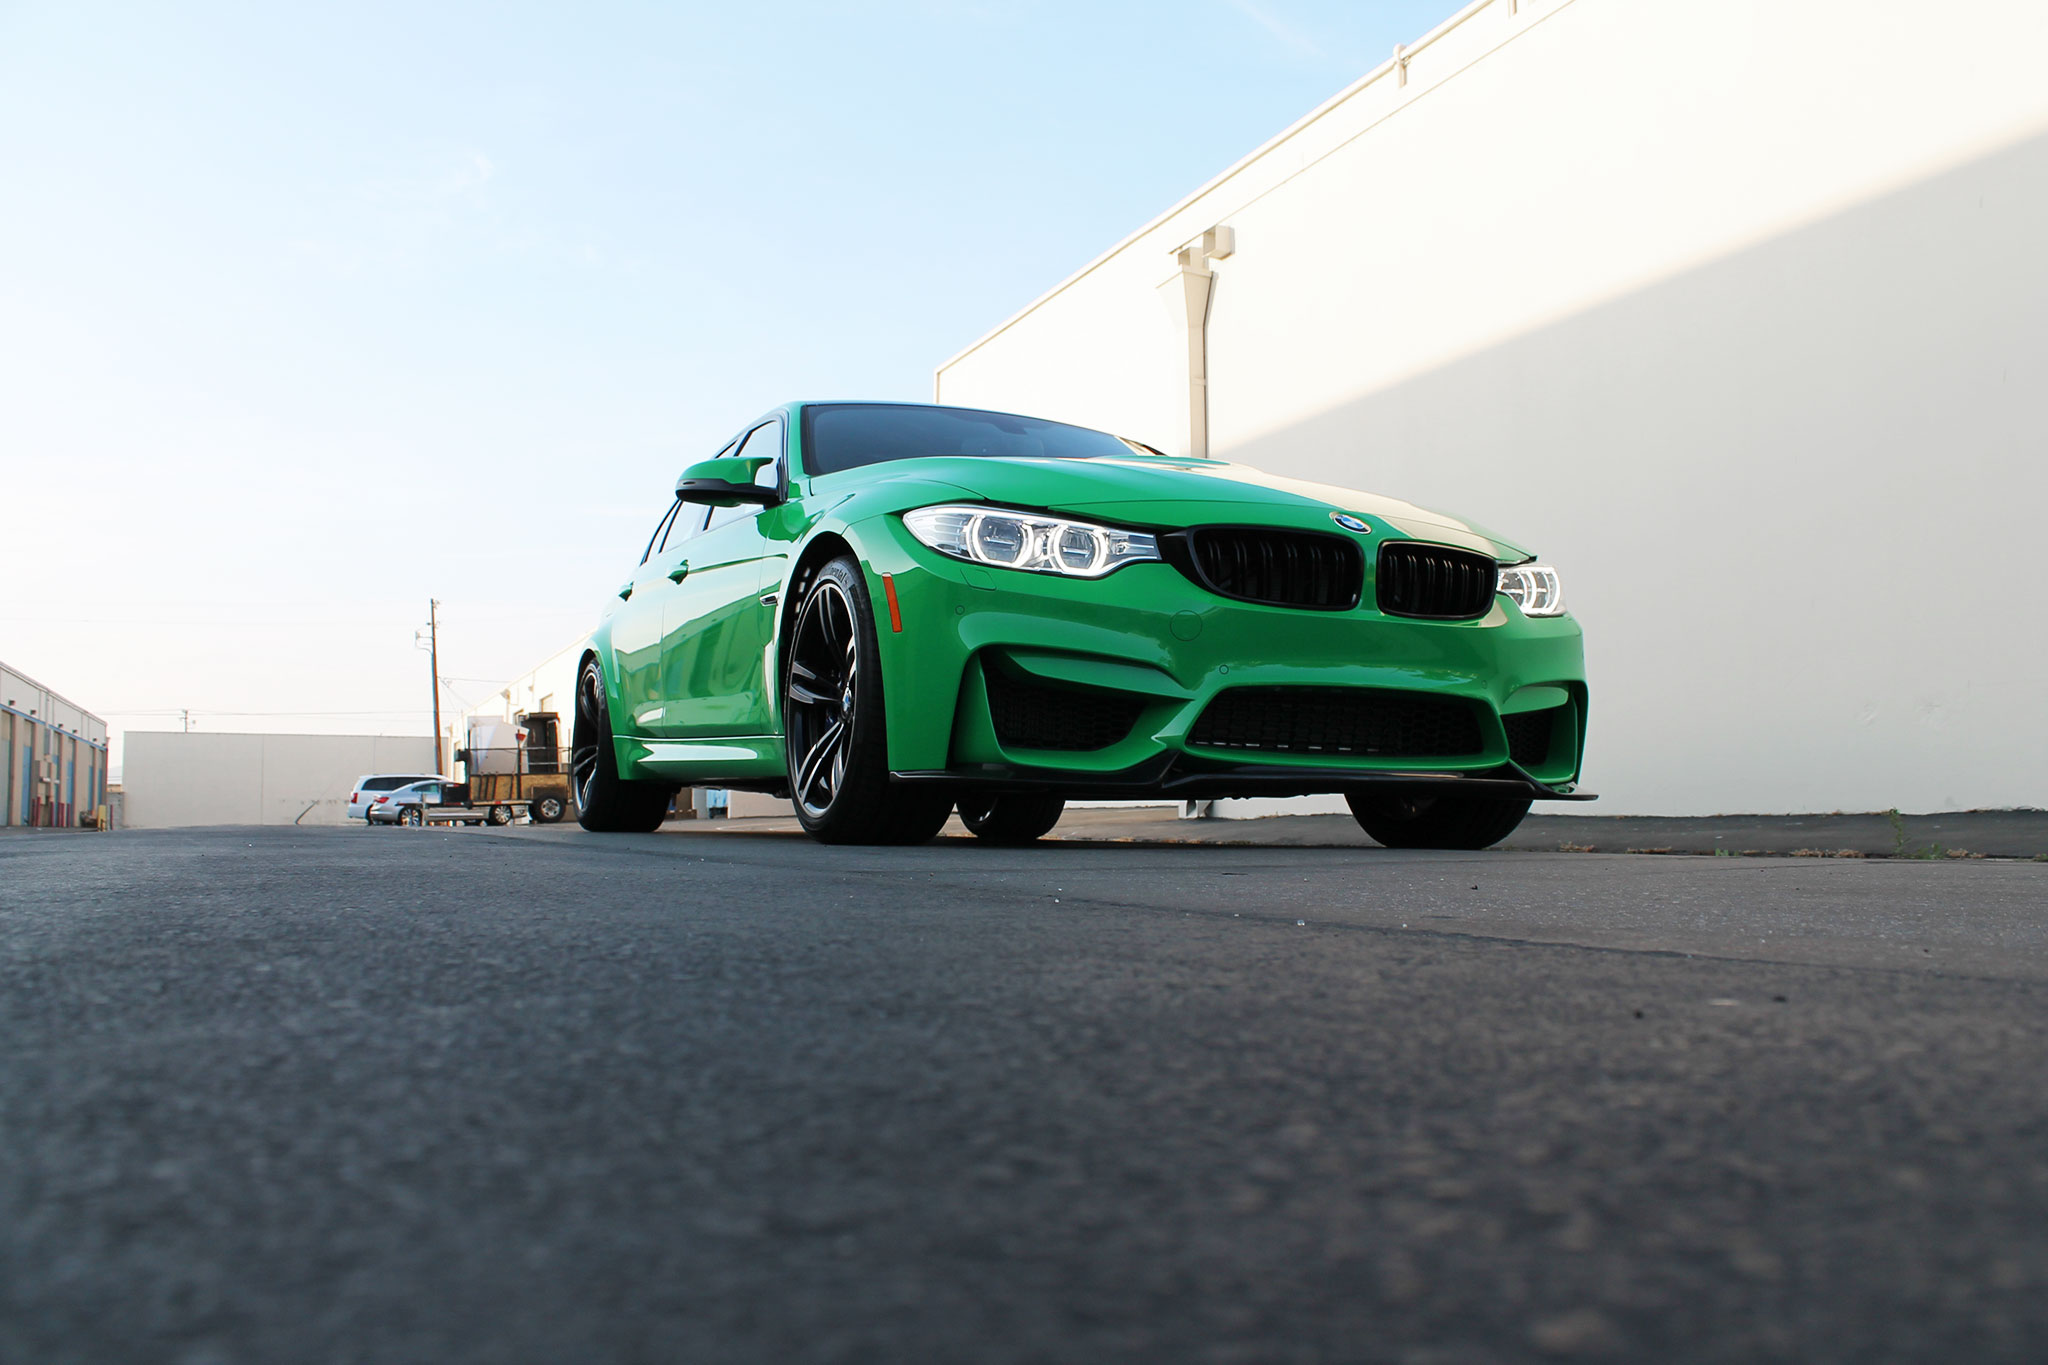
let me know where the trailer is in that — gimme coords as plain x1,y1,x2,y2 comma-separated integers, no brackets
383,780,528,827
453,712,571,824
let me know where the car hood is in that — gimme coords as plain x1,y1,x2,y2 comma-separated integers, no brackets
863,455,1529,561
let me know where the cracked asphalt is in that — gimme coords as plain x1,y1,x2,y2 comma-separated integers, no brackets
3,825,2046,1363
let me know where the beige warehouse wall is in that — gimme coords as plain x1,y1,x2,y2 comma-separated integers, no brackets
935,0,2048,815
123,732,438,828
460,638,584,730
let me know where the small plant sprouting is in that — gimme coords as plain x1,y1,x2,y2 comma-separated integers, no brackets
1887,808,1947,859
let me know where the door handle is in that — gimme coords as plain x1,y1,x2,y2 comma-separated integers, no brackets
667,562,691,583
617,582,634,600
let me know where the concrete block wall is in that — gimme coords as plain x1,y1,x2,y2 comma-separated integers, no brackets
122,732,438,828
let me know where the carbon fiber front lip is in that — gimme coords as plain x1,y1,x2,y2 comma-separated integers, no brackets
890,754,1594,803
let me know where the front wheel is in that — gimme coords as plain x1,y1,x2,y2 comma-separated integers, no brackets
957,794,1065,845
530,793,566,824
572,657,678,833
1346,792,1530,850
782,557,953,846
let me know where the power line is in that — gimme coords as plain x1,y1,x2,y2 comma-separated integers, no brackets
103,709,435,717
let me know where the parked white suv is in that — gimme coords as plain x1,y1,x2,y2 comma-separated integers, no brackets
346,773,443,823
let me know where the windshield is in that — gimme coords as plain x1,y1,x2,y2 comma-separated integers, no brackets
801,403,1146,475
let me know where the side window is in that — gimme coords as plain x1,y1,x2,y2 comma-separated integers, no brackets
707,420,782,531
641,499,682,565
663,502,710,551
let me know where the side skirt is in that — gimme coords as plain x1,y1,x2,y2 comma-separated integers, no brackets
618,735,791,794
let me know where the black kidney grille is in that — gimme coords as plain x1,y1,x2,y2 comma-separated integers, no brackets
1376,542,1498,620
986,669,1146,752
1504,707,1557,768
1188,687,1483,758
1180,528,1363,610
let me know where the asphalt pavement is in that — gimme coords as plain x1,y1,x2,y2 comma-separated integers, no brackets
690,804,2048,860
4,825,2047,1363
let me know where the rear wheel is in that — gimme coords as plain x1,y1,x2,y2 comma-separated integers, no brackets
1346,792,1530,850
402,806,423,828
572,657,678,833
530,793,566,824
957,794,1066,845
783,557,953,846
488,805,513,826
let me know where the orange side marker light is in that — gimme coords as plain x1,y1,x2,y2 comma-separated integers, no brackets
882,573,903,633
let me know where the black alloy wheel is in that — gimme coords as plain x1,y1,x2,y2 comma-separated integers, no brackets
957,794,1066,845
1345,791,1530,850
783,557,953,845
571,657,678,833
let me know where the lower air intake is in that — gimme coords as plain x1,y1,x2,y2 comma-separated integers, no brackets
1188,687,1484,758
986,669,1146,752
1504,707,1558,769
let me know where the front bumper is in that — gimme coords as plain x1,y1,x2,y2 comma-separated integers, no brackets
854,512,1591,802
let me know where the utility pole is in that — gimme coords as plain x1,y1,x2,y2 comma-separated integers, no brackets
427,598,444,775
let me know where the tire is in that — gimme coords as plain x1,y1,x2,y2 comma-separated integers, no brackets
1346,791,1530,850
488,804,513,826
783,557,954,845
572,656,678,833
402,806,423,828
530,793,567,825
957,794,1065,844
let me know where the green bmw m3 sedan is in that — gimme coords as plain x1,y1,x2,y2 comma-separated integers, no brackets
573,401,1590,847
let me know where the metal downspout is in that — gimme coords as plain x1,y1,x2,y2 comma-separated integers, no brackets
1157,226,1235,460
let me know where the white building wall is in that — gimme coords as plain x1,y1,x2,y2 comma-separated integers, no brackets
459,637,585,731
123,732,437,828
935,0,2048,815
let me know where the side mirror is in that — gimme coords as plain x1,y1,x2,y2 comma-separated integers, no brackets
676,455,781,507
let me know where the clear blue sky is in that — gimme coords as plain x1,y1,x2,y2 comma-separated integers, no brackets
0,0,1467,758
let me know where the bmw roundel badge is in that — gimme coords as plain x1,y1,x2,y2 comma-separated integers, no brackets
1331,512,1371,534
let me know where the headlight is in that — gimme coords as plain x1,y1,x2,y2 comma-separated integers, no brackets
1497,562,1566,617
903,504,1160,579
